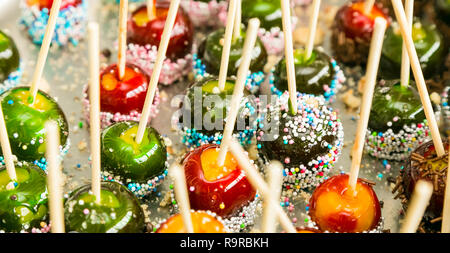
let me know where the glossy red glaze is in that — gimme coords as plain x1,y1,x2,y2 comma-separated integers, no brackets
99,63,149,115
127,3,194,60
182,144,256,217
335,1,389,40
28,0,82,10
309,174,381,233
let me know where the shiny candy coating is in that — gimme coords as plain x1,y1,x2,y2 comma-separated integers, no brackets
101,121,167,183
65,181,146,233
0,162,48,233
182,144,256,217
127,4,193,60
309,174,382,233
0,87,69,162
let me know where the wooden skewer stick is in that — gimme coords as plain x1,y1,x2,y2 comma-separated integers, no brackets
229,139,297,233
400,0,414,88
400,180,433,233
88,22,101,203
363,0,375,15
29,0,62,104
147,0,156,20
0,103,16,181
169,163,194,233
136,0,181,144
305,0,321,59
45,121,65,233
218,0,239,91
391,0,445,157
349,18,387,190
262,161,284,233
217,18,260,166
118,0,128,80
442,142,450,233
281,0,297,115
233,0,242,40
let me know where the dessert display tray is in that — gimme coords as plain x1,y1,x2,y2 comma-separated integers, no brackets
0,0,414,233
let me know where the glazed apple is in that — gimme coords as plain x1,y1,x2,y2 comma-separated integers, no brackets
369,80,425,133
198,28,268,76
402,140,450,220
182,144,256,217
156,211,228,233
380,19,445,80
64,181,146,233
127,3,193,60
309,174,382,233
335,1,389,40
101,121,167,183
241,0,282,30
27,0,82,10
0,30,20,83
0,87,69,162
98,63,149,115
273,48,335,96
0,162,48,232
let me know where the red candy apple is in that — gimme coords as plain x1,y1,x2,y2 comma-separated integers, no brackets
335,1,389,40
99,63,149,115
309,174,381,233
28,0,82,10
127,2,194,60
182,144,256,217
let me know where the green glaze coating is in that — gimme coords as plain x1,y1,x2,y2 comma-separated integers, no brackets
198,28,267,76
65,181,145,233
380,19,445,79
0,87,69,162
181,77,255,136
241,0,282,30
101,121,167,183
369,80,425,132
0,162,48,232
0,30,20,83
273,49,335,96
